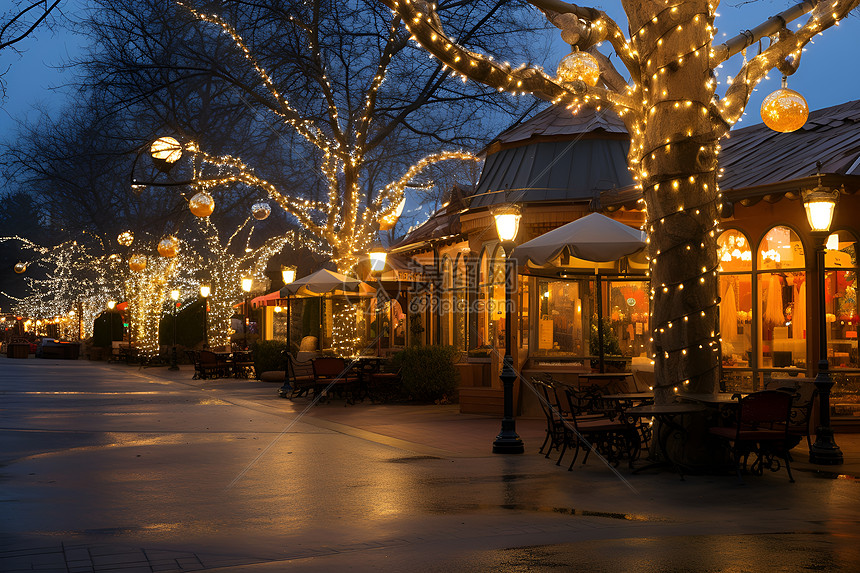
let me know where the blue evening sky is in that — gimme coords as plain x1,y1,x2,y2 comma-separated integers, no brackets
1,1,858,147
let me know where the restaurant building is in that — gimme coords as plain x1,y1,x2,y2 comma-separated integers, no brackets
387,99,860,423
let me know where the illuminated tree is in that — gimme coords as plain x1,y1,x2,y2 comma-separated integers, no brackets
178,217,293,350
170,2,481,274
387,0,860,401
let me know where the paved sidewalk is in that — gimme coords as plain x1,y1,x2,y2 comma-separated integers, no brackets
141,362,860,475
2,358,859,573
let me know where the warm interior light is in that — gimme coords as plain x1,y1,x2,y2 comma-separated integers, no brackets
150,136,182,164
281,265,296,284
170,289,180,301
492,204,521,244
802,185,838,233
200,285,211,298
274,306,283,313
241,277,254,293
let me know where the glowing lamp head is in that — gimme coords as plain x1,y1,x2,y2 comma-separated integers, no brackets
557,48,600,87
492,204,522,244
117,231,134,246
761,87,808,133
369,248,387,273
189,192,215,218
150,136,182,170
241,277,254,293
281,265,296,285
157,236,179,258
170,289,180,301
128,254,147,272
199,284,211,298
802,184,838,233
274,306,283,313
107,300,116,310
14,262,27,274
251,202,271,220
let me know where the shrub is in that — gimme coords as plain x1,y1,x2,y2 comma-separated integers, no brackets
390,345,460,402
251,340,288,379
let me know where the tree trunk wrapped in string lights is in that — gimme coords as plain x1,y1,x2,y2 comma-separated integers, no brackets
385,0,859,401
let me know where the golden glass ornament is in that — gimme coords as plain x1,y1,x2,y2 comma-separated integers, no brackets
14,262,27,274
150,136,182,164
189,192,215,218
251,202,271,220
761,88,809,133
157,236,179,258
117,231,134,246
557,49,600,87
129,254,147,272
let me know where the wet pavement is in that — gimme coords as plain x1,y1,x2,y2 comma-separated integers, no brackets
1,357,859,571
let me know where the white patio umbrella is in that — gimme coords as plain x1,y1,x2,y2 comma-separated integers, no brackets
512,212,646,267
279,268,375,298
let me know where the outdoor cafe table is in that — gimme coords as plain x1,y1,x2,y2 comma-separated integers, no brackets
601,392,655,409
626,403,707,480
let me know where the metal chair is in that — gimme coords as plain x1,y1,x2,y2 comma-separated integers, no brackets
709,389,795,483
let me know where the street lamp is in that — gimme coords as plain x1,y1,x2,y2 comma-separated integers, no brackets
491,204,524,454
168,289,180,370
802,180,843,464
242,277,254,350
107,300,116,360
281,266,296,353
200,284,211,347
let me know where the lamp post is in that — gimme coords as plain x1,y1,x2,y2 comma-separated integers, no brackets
491,204,524,454
168,289,180,370
802,181,843,465
200,284,210,348
281,266,296,352
242,277,254,350
107,300,116,359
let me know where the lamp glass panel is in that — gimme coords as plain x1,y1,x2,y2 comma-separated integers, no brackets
494,213,520,243
804,198,836,232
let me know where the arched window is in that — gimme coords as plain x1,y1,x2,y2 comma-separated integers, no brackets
454,254,467,352
718,229,753,370
825,230,859,370
757,226,806,370
440,256,453,346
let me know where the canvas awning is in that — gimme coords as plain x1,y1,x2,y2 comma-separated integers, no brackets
279,268,375,298
512,212,646,267
250,290,286,309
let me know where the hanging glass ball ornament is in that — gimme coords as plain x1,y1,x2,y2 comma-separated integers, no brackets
189,192,215,218
557,48,600,87
761,87,809,132
129,254,147,272
251,202,271,220
157,236,179,258
117,231,134,246
14,262,27,274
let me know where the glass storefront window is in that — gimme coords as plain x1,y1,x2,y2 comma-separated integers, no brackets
718,229,753,369
533,277,591,359
607,280,650,359
489,247,506,352
825,231,859,370
757,226,806,370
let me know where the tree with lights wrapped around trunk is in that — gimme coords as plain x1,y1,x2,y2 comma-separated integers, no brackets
384,0,859,404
